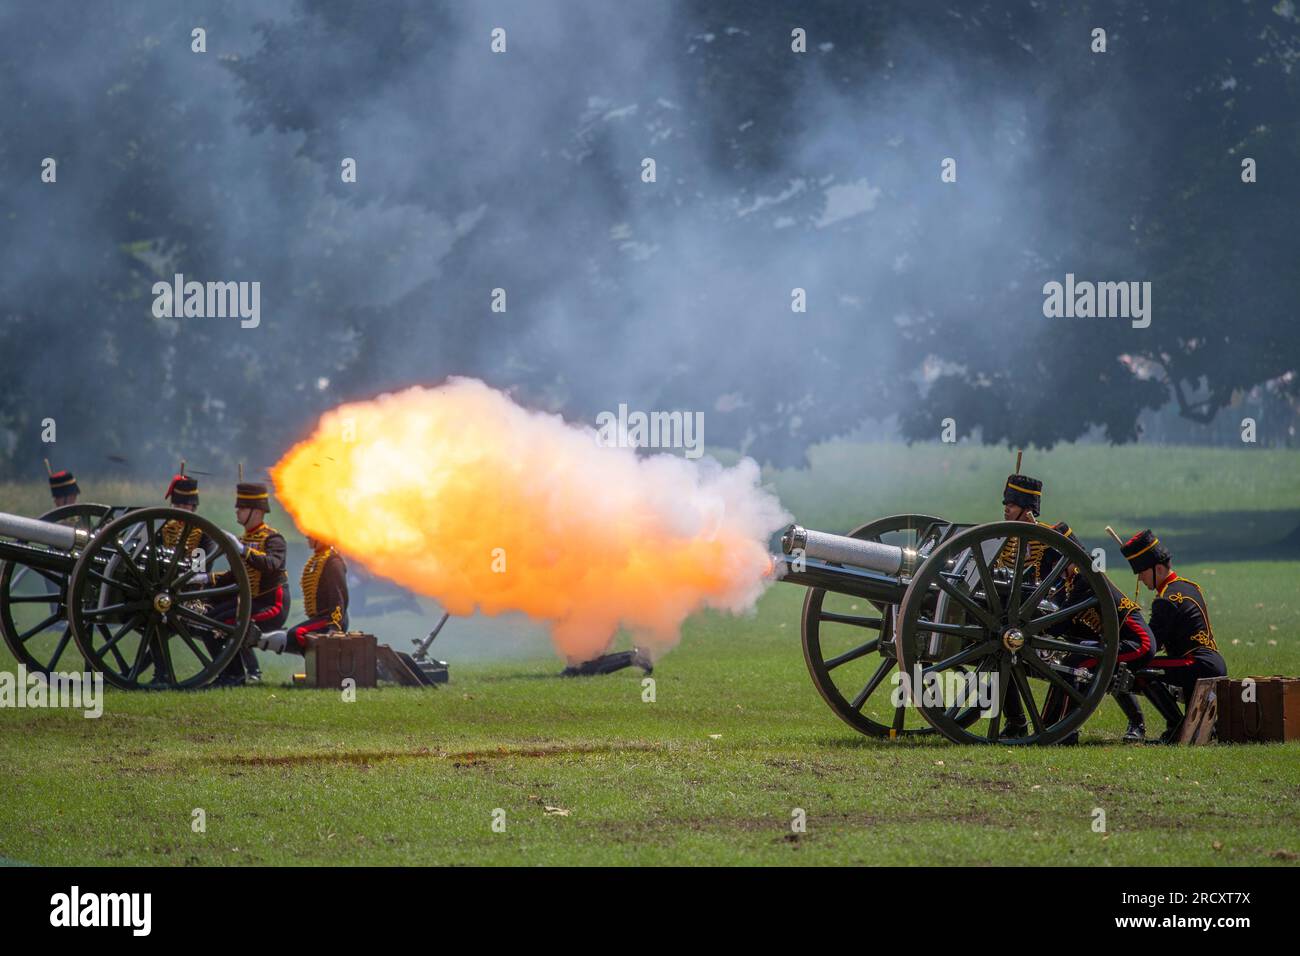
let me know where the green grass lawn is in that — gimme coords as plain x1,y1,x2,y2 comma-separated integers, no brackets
1,441,1299,866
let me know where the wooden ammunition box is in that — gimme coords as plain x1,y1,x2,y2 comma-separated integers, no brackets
1214,676,1300,743
1177,678,1220,745
305,631,377,689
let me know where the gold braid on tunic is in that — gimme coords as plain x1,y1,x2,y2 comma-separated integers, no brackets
240,524,278,596
301,545,340,625
161,519,203,554
1160,579,1218,650
1057,571,1142,638
992,520,1052,578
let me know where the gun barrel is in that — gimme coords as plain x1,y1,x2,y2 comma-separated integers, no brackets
780,524,910,576
768,553,908,604
0,511,87,551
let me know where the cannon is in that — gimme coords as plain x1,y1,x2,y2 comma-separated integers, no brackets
0,504,252,689
771,516,1119,745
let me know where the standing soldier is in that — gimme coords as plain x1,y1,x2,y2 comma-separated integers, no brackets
1120,530,1228,743
202,481,291,685
994,471,1048,575
47,465,80,508
992,471,1154,741
138,472,212,677
993,468,1045,733
992,470,1048,736
249,534,349,656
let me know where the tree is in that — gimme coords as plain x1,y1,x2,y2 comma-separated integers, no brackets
2,0,1295,480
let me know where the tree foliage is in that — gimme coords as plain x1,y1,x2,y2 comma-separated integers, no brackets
1,0,1296,481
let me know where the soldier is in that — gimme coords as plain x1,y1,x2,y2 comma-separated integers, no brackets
994,472,1040,734
161,473,210,554
249,534,349,655
1120,530,1228,743
991,472,1044,736
1037,522,1155,743
47,467,80,508
201,482,291,686
993,474,1154,741
1000,472,1042,525
130,473,213,677
993,472,1053,577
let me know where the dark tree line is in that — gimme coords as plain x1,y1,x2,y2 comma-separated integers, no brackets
1,0,1297,481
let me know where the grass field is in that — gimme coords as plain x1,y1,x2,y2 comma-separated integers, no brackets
1,441,1299,866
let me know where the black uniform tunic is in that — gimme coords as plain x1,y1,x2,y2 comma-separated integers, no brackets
1008,520,1156,668
1145,573,1227,696
205,522,292,682
211,522,291,628
285,546,350,654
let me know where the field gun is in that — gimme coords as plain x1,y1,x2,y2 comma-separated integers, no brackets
770,515,1119,745
0,504,252,689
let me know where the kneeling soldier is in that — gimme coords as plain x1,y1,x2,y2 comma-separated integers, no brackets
1120,530,1227,743
250,534,349,655
1038,523,1155,743
204,482,291,685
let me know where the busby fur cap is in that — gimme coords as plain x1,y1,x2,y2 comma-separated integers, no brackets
48,470,79,497
1002,474,1042,515
1121,529,1170,574
166,474,199,506
235,481,270,513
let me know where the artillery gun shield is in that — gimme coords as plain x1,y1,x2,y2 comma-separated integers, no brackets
66,506,252,690
896,521,1119,745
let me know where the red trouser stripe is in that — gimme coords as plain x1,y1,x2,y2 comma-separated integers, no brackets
290,616,336,648
251,586,284,623
219,586,284,625
1080,614,1153,669
1117,614,1153,663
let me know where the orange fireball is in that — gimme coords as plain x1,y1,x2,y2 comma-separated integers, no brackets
272,379,788,662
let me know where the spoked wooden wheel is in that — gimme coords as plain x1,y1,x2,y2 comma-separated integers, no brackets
895,521,1119,745
0,503,121,675
801,514,949,737
67,507,251,690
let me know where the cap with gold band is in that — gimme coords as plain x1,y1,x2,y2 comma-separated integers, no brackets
49,469,80,498
1121,529,1170,574
166,474,199,507
1002,474,1042,515
235,481,271,513
1050,520,1079,546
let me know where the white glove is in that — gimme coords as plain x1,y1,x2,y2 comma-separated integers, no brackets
252,629,288,654
223,530,247,556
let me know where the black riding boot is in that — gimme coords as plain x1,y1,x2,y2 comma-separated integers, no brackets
1143,682,1184,743
1043,684,1081,745
1114,692,1146,743
1000,684,1029,738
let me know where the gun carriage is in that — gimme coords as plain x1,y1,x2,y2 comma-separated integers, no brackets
772,516,1119,745
0,505,252,689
